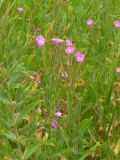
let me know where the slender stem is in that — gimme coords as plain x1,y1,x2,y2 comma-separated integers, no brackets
105,106,115,140
14,124,23,160
88,129,98,144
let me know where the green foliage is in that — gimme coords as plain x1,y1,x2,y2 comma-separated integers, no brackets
0,0,120,159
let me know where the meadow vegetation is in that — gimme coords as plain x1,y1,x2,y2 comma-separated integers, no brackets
0,0,120,159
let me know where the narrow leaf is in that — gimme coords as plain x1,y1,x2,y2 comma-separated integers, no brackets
114,137,120,155
60,127,70,147
16,102,38,124
2,130,17,143
22,143,40,160
79,143,100,160
79,117,93,138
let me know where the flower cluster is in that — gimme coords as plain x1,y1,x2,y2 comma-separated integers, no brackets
51,106,62,128
35,35,85,63
17,7,120,64
16,6,120,132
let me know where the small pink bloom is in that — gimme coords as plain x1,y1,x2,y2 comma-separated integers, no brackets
65,46,75,54
51,120,59,128
50,38,64,43
66,39,72,46
54,112,62,118
75,52,85,62
35,35,45,47
17,7,24,12
114,20,120,28
116,67,120,73
87,19,93,27
61,71,68,78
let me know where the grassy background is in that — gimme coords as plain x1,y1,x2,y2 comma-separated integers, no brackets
0,0,120,159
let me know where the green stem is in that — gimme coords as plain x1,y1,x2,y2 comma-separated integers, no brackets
88,129,98,144
105,106,115,140
7,86,23,160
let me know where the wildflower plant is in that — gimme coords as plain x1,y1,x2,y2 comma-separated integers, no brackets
0,1,120,160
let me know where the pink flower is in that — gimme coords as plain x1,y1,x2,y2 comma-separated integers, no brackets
87,19,93,27
51,120,59,128
17,7,24,12
50,38,64,43
114,20,120,28
65,46,75,54
35,35,45,47
54,112,62,118
60,71,68,78
116,67,120,73
66,39,72,46
75,52,85,62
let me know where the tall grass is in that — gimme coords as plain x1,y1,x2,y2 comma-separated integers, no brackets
0,0,120,159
